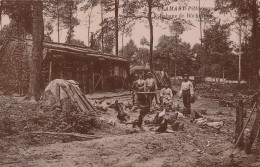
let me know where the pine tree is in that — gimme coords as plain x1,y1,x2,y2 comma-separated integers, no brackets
27,1,44,101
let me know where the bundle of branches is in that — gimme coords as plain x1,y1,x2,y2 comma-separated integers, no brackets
39,79,98,134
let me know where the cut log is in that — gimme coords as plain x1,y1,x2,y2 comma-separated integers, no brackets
55,83,61,107
67,84,91,112
74,88,94,111
73,86,96,112
60,85,85,112
32,131,102,139
67,85,90,112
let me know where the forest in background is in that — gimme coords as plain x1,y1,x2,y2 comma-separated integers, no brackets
0,0,259,100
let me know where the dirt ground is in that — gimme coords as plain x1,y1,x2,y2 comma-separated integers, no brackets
0,85,260,167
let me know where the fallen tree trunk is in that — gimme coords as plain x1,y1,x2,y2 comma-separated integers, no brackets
32,131,102,139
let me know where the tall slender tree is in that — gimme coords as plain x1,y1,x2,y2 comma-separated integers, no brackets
115,0,119,56
64,1,79,44
169,20,187,76
0,0,2,30
44,0,79,43
81,0,99,46
203,21,233,81
124,0,169,72
215,0,259,87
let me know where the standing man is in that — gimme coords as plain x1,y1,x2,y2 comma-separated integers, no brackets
144,72,157,92
134,74,145,92
144,72,158,106
179,73,194,116
131,74,145,112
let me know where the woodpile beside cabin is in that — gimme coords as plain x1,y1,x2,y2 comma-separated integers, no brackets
0,38,130,95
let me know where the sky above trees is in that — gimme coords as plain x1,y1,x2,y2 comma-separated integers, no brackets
0,0,238,49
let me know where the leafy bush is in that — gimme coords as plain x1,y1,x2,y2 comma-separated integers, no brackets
0,40,29,93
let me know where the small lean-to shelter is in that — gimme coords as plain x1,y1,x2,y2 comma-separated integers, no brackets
42,79,96,112
0,38,130,94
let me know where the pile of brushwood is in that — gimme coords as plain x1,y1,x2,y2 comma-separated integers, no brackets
37,79,99,134
37,99,98,134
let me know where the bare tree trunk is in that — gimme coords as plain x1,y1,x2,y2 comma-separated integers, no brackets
115,0,119,56
168,54,170,72
147,0,153,72
88,23,90,46
174,61,177,80
88,7,93,47
174,36,178,79
0,0,2,30
100,1,104,52
250,0,259,88
121,31,124,57
238,20,242,84
57,3,60,43
222,67,225,84
26,1,44,101
198,0,204,80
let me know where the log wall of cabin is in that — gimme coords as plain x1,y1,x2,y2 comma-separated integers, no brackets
45,52,129,93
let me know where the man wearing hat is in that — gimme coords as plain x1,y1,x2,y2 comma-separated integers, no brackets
179,73,194,116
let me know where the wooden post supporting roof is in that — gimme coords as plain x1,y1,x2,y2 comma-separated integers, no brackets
49,61,52,82
101,68,104,90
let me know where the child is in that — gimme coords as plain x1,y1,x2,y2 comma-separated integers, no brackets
179,73,194,115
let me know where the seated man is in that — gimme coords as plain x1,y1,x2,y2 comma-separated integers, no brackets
160,85,173,106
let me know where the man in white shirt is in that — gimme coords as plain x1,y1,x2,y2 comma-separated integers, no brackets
179,73,194,115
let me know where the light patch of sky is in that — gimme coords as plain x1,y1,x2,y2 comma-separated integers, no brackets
0,0,239,51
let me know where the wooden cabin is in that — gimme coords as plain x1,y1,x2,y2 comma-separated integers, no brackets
1,38,130,93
